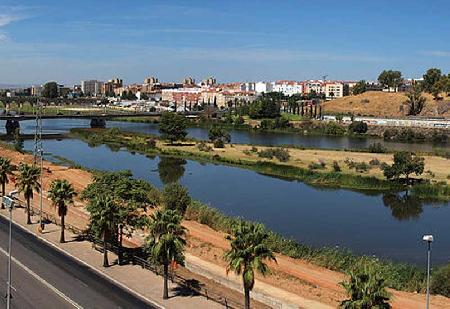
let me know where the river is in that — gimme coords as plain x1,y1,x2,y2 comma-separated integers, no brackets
22,138,449,265
2,118,448,152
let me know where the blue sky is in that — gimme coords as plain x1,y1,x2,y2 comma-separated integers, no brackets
0,0,449,85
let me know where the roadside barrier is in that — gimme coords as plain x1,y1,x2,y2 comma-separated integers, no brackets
22,202,243,308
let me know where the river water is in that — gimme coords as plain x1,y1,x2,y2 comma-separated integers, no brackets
22,137,450,265
2,118,448,152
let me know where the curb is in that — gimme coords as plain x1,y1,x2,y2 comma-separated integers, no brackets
0,211,165,309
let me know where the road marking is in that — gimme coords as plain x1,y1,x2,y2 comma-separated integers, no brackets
0,246,83,309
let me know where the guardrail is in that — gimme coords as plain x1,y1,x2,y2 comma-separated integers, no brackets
20,202,242,308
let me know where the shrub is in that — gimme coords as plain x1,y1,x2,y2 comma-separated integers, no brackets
234,116,245,125
250,146,258,153
308,161,326,170
147,138,157,148
348,121,368,134
197,141,213,152
369,158,380,166
431,264,450,297
162,182,191,216
333,161,341,172
257,148,290,162
213,139,225,148
323,122,346,136
260,119,275,130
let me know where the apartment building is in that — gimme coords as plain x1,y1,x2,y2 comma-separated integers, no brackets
324,82,344,99
161,88,202,105
81,80,104,96
255,82,273,93
272,80,303,96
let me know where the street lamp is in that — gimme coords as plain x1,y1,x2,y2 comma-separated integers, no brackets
3,189,18,309
423,234,434,309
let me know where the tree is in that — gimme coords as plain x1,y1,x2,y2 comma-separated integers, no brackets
405,83,426,115
378,70,403,92
352,80,367,95
382,151,425,182
162,182,191,216
224,221,276,309
159,112,188,144
0,157,14,209
208,126,231,148
82,171,158,264
144,209,186,300
340,266,391,309
343,84,350,96
86,195,121,267
422,68,442,93
348,121,368,134
42,81,59,98
248,96,280,119
48,179,77,243
16,164,40,224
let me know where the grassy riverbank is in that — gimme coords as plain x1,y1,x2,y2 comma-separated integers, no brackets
70,128,450,200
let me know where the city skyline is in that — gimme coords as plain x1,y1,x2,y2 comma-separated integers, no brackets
1,0,450,85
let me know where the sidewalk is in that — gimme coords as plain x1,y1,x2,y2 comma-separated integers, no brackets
0,205,226,309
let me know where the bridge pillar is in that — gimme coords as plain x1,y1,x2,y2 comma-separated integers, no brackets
90,117,106,128
5,119,20,136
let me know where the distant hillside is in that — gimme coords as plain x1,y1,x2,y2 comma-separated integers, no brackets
322,91,450,118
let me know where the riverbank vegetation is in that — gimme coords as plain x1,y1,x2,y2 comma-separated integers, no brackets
70,128,450,200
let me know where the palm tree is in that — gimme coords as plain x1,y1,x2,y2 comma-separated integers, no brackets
86,195,120,267
144,209,186,300
224,221,276,309
0,157,14,209
340,266,391,309
16,163,40,224
48,179,77,243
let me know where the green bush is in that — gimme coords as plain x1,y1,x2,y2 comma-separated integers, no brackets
257,148,290,162
323,122,346,136
162,182,191,215
431,264,450,296
213,139,225,148
333,161,341,172
197,141,213,152
348,121,368,134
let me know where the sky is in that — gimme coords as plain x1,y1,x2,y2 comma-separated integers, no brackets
0,0,449,85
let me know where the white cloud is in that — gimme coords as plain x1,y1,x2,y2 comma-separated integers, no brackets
420,50,450,57
0,14,22,27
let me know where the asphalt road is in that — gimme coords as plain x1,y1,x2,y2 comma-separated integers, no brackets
0,215,158,309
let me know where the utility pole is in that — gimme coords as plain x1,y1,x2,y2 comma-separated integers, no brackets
33,101,44,232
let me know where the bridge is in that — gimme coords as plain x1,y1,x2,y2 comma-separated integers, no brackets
1,111,203,135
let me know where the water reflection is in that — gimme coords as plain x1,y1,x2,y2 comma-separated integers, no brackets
382,192,424,220
158,156,187,185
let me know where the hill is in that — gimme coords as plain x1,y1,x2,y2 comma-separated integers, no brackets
322,91,450,118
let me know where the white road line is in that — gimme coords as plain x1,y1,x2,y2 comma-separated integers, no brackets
0,246,83,309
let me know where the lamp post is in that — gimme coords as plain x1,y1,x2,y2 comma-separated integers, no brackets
3,189,18,309
423,234,434,309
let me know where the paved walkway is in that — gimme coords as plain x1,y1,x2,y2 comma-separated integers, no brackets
0,205,223,309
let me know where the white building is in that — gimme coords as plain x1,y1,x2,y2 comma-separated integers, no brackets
81,80,104,96
255,81,273,93
272,80,303,96
324,82,344,99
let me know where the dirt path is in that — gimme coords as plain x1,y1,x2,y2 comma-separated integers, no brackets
1,146,449,308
